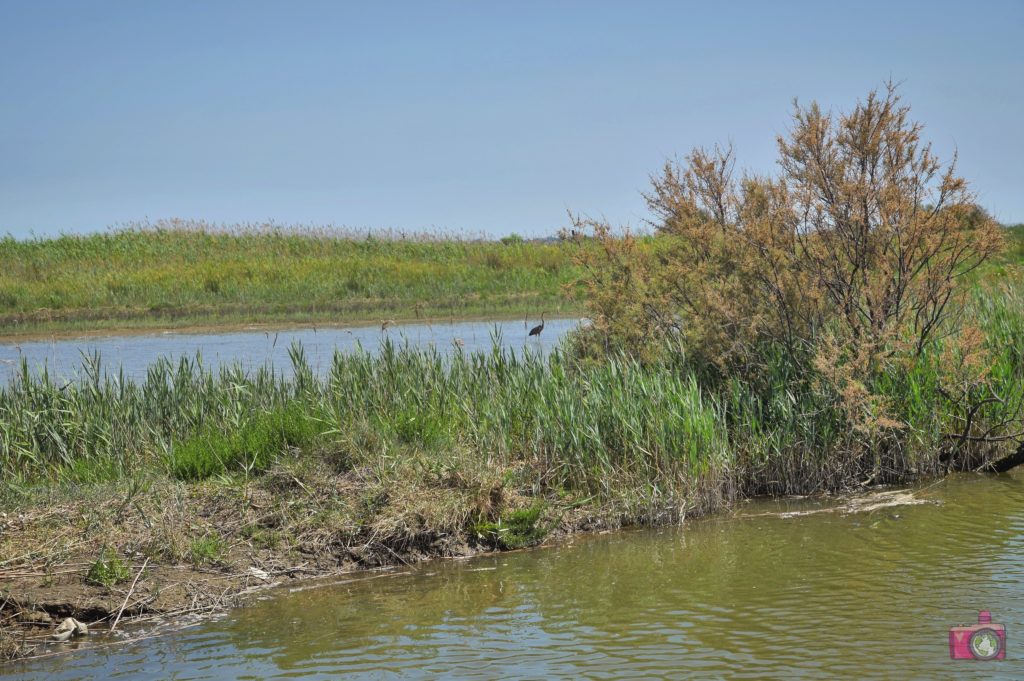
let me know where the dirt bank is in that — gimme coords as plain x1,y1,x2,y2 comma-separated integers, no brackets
1,459,949,665
0,456,621,663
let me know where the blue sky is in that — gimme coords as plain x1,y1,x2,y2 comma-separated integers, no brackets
1,0,1021,238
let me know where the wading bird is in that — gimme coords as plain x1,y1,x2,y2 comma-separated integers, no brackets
528,312,546,338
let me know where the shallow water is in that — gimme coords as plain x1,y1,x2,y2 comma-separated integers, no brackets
5,470,1023,679
0,318,578,384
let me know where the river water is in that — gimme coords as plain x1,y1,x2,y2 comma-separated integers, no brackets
0,318,579,384
4,470,1022,679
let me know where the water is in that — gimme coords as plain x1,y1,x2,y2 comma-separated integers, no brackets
0,318,578,384
6,471,1023,679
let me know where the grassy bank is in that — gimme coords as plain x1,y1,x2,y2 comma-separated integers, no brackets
0,222,581,336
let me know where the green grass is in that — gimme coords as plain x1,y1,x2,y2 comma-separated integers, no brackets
169,403,320,481
189,534,227,565
474,504,549,549
0,222,582,335
995,224,1024,266
86,548,131,587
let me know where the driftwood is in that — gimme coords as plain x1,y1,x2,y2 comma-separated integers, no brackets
110,558,149,634
735,488,939,520
988,441,1024,473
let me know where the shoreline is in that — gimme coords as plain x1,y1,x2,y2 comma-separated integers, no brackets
0,478,944,665
0,470,637,663
0,309,582,344
0,227,582,343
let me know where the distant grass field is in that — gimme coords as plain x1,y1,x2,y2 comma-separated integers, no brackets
993,223,1024,269
0,222,583,336
1,223,1019,338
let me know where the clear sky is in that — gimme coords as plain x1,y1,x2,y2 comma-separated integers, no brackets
1,1,1021,239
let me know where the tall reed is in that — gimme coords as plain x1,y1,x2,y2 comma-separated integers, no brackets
4,278,1021,511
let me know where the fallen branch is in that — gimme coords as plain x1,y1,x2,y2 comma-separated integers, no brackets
987,441,1024,473
735,489,937,519
110,557,149,634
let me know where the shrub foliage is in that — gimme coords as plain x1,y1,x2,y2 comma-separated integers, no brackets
570,84,1018,472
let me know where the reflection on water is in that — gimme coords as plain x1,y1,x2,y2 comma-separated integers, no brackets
0,318,579,384
6,471,1023,679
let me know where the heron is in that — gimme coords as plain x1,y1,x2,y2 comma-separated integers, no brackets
528,312,547,338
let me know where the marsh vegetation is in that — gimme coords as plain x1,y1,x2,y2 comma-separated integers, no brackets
0,225,581,336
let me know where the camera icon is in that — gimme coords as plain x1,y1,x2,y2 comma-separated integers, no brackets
949,611,1006,660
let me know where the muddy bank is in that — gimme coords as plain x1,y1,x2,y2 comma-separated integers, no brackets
0,299,578,341
0,309,565,343
0,459,945,664
0,456,620,663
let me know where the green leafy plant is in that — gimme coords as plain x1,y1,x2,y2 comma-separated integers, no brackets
474,505,549,550
86,548,131,587
189,533,227,565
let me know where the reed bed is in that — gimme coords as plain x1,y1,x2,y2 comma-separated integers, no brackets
4,277,1022,518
